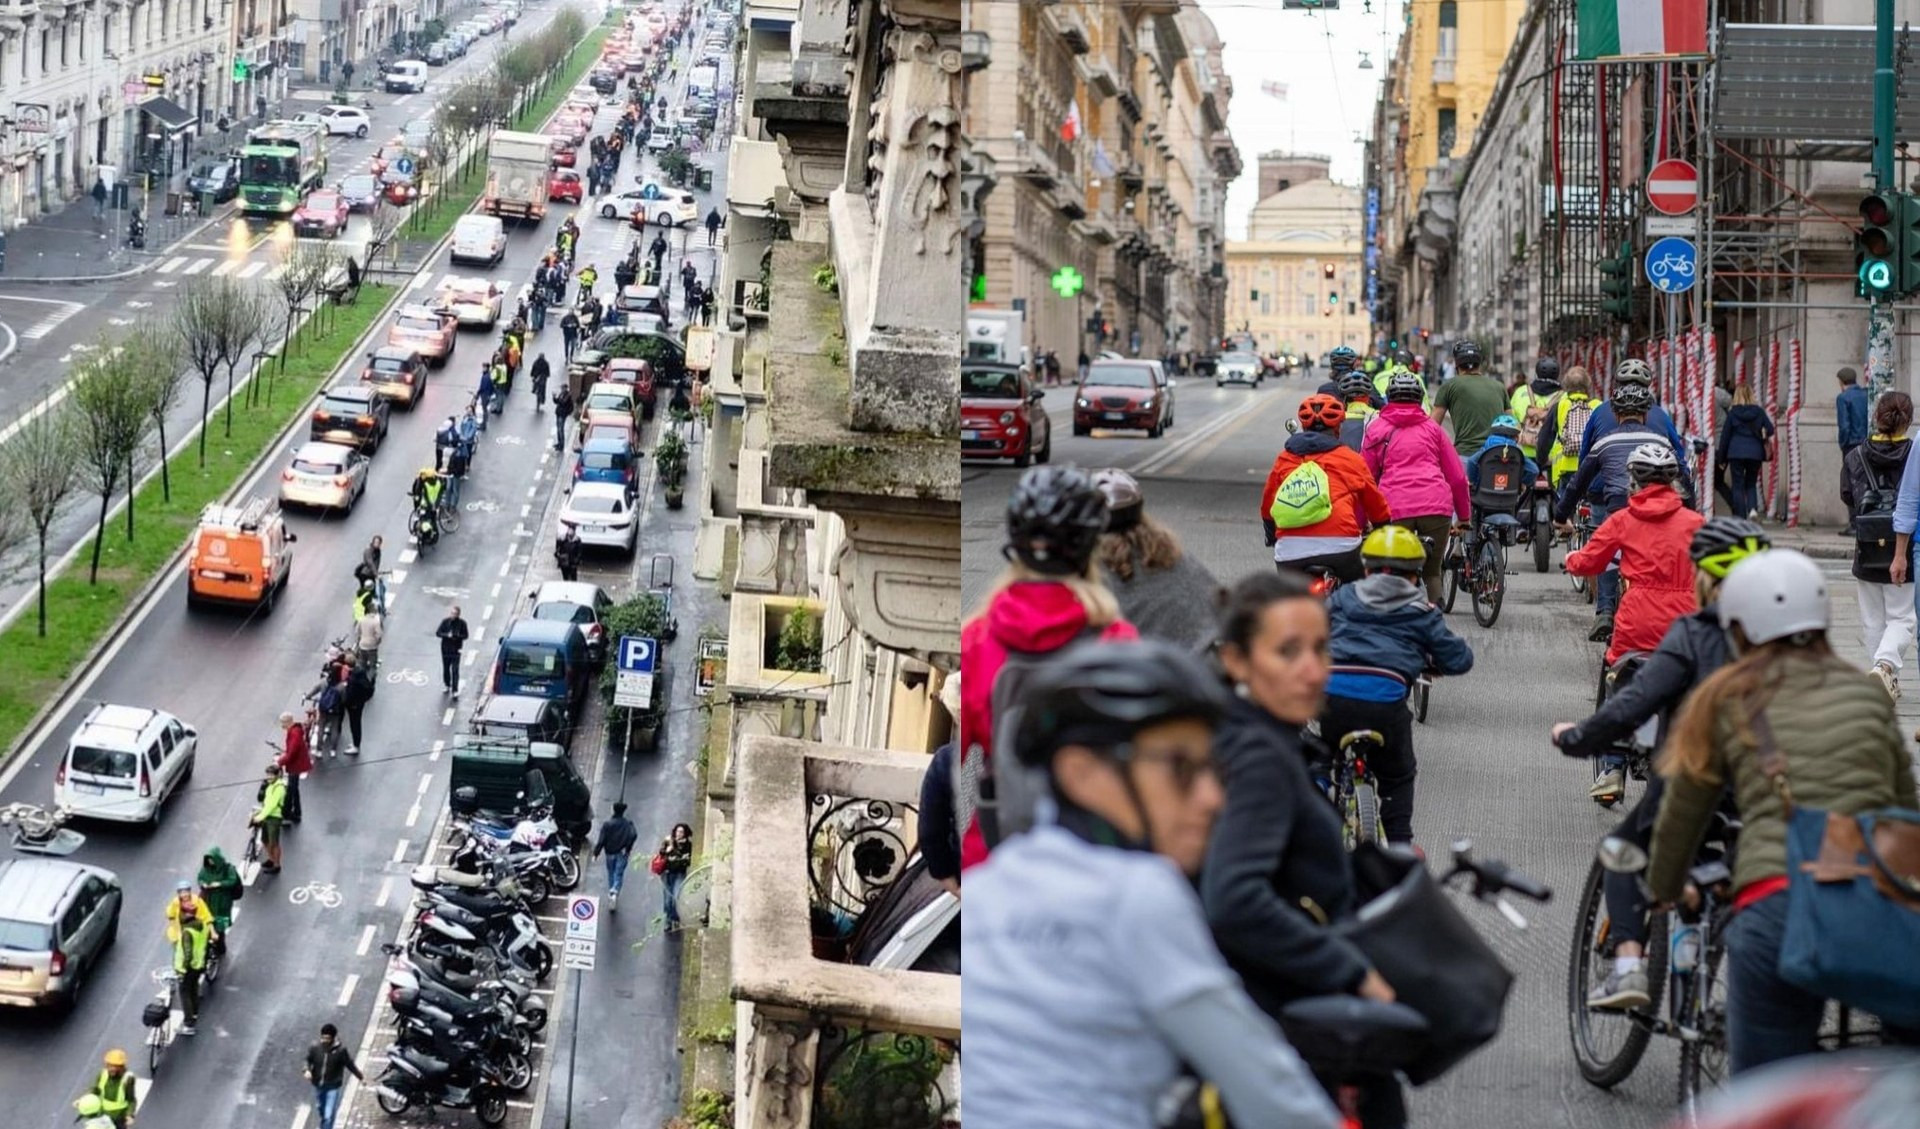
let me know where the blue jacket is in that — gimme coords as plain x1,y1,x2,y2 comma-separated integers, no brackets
1838,385,1871,448
1463,435,1539,484
1578,401,1688,469
1325,574,1474,701
1717,404,1775,463
1558,421,1694,518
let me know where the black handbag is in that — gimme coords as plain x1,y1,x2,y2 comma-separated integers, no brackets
1335,843,1516,1084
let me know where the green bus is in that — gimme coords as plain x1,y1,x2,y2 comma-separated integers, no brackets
239,121,329,214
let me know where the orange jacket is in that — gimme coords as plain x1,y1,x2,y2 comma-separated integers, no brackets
1259,433,1392,541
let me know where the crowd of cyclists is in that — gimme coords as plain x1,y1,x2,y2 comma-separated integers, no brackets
955,342,1920,1128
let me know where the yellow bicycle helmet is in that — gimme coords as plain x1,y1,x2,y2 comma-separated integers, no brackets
76,1095,107,1116
1360,525,1427,573
102,1049,128,1068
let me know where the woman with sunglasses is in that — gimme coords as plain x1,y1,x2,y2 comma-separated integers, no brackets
964,639,1337,1129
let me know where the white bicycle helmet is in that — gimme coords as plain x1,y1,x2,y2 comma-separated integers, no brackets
1386,370,1425,403
1616,358,1654,386
1717,549,1829,646
1627,441,1680,484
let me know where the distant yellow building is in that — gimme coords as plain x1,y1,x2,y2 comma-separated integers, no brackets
1225,172,1365,360
1401,0,1529,208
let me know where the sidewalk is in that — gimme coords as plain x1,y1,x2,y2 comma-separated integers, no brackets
0,194,213,283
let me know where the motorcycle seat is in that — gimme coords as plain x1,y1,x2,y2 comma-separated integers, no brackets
393,1047,452,1080
414,864,486,890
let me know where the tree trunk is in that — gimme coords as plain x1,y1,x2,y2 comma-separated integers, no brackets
156,415,172,502
224,365,235,436
199,379,212,466
125,454,135,540
36,530,48,637
88,479,112,584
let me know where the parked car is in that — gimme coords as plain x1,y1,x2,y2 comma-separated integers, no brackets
549,137,578,168
318,104,371,138
387,303,458,365
55,704,198,825
579,382,640,429
962,360,1052,467
489,619,596,720
361,346,429,409
573,432,639,498
338,173,382,213
437,277,505,327
599,355,658,416
292,189,349,238
310,385,391,451
527,580,615,666
556,482,639,555
0,858,122,1010
425,40,451,65
1215,351,1262,389
280,440,370,512
187,157,240,203
579,418,637,456
468,694,573,750
548,168,585,204
1072,358,1175,438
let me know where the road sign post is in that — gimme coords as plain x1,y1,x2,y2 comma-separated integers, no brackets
562,895,599,1128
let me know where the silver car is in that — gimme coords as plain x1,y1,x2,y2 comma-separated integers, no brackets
280,441,370,512
1216,351,1263,389
0,858,122,1010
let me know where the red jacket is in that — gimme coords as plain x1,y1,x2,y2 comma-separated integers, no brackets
1259,431,1391,541
280,722,313,776
1565,484,1704,664
959,582,1137,871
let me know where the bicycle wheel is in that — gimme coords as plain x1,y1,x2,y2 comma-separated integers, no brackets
1533,517,1552,573
1676,941,1730,1115
438,503,463,533
1472,541,1505,628
1441,557,1460,614
1352,781,1382,845
1566,858,1667,1087
1411,679,1430,724
149,1028,166,1074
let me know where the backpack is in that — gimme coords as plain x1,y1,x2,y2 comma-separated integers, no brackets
1517,393,1552,449
1472,444,1526,513
317,683,345,715
1557,396,1595,454
954,630,1101,853
1853,454,1902,566
1270,459,1335,530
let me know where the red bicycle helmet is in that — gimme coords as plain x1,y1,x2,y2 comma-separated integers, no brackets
1298,394,1347,431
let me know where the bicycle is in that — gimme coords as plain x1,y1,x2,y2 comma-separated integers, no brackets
1443,517,1516,628
1322,730,1388,848
1567,500,1598,604
436,491,463,533
1590,652,1657,809
144,969,182,1072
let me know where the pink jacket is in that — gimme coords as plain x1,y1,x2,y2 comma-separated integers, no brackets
1361,403,1471,520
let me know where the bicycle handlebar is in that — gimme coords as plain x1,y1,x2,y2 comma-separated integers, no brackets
1444,839,1552,904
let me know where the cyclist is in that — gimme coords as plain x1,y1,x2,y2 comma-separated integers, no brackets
1575,358,1689,469
1319,526,1474,845
1648,548,1917,1075
1362,370,1471,604
165,878,212,943
1337,371,1380,451
1550,517,1770,1010
73,1093,118,1129
576,263,599,298
170,907,211,1035
197,846,242,942
958,466,1137,873
410,466,446,521
1511,356,1561,451
1460,413,1538,563
1535,364,1598,488
964,639,1339,1129
1092,468,1222,653
85,1049,136,1127
1205,571,1405,1126
1431,340,1508,458
1261,394,1390,584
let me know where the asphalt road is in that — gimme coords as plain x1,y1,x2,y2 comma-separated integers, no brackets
964,374,1691,1129
0,0,579,634
0,12,727,1128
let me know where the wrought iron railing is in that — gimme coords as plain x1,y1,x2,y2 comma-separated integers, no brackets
812,1025,958,1129
808,795,917,923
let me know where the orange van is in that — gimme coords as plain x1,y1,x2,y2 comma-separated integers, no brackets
186,497,297,611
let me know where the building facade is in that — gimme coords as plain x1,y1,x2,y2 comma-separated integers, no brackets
1225,169,1366,360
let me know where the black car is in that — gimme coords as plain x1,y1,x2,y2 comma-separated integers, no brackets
187,158,240,204
310,385,391,451
338,173,382,213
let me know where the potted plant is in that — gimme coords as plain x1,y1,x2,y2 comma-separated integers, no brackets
598,592,675,753
659,144,693,187
656,429,689,509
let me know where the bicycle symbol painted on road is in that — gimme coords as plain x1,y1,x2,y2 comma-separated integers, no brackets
420,586,469,599
289,882,343,909
385,668,430,686
464,499,500,512
493,434,527,445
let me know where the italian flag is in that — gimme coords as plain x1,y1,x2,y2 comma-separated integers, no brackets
1576,0,1707,59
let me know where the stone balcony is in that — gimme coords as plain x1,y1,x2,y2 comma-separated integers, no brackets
731,735,961,1129
751,38,850,205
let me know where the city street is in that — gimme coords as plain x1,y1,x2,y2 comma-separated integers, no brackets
962,375,1920,1129
0,7,730,1128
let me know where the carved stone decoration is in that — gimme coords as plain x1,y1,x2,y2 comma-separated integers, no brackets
741,1011,819,1129
863,29,962,260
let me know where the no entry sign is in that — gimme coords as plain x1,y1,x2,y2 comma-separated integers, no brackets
1647,159,1699,217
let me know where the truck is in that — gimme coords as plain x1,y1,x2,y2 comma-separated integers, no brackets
687,63,719,97
239,121,328,214
482,130,554,222
966,308,1027,370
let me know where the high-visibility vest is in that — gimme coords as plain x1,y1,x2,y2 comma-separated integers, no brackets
93,1070,134,1115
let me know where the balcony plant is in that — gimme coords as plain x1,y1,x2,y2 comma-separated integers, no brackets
655,428,689,509
771,604,823,674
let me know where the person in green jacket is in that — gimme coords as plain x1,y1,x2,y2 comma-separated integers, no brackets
252,764,288,874
1649,548,1918,1077
172,913,211,1034
197,846,242,939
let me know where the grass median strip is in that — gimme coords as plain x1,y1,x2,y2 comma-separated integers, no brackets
0,284,399,757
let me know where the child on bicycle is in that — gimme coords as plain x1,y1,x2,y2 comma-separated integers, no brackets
1460,414,1538,562
1319,526,1475,845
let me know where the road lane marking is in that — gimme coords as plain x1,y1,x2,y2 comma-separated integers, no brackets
498,559,511,576
472,625,485,643
392,839,410,863
441,707,455,727
481,603,494,621
337,974,360,1007
1128,393,1271,476
520,503,531,517
390,568,408,585
290,1104,310,1129
156,255,188,273
489,582,501,598
429,738,444,762
0,295,86,340
399,549,418,564
212,260,237,277
238,260,269,279
418,773,432,794
406,802,421,827
463,651,477,666
1159,393,1291,477
181,258,213,276
375,876,393,908
356,924,377,957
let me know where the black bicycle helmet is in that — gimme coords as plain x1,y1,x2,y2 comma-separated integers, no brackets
1452,339,1484,369
1339,371,1374,400
1327,346,1359,374
1534,356,1561,386
1611,381,1654,417
1386,370,1426,403
1689,517,1771,578
1011,640,1229,768
1005,465,1109,575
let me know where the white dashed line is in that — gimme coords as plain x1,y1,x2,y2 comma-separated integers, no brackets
489,582,501,599
375,876,393,908
156,255,188,273
238,260,269,279
429,738,444,762
356,924,377,957
520,504,531,518
391,839,410,863
399,549,419,564
481,604,494,621
441,707,455,727
417,773,433,794
290,1103,311,1129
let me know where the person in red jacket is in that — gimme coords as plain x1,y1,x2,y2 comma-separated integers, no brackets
1564,441,1704,804
277,711,311,826
1262,394,1392,584
959,466,1137,873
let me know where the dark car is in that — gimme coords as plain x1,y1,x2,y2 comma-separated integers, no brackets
187,157,240,204
360,346,429,409
589,66,619,94
569,329,684,396
338,173,382,213
1072,359,1175,438
962,361,1051,466
310,384,391,451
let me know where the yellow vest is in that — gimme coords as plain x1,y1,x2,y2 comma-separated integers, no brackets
93,1070,134,1114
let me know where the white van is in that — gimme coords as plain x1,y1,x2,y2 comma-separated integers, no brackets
451,214,507,265
383,60,429,94
55,704,198,824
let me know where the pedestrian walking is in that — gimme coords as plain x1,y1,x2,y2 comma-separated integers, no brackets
355,534,386,607
700,285,715,326
653,823,694,928
555,524,582,581
1838,365,1871,530
1717,381,1777,520
561,309,581,360
355,606,384,674
277,712,310,825
252,763,288,873
475,363,495,415
684,277,701,316
436,604,469,694
304,1024,363,1129
340,654,374,755
91,177,108,220
705,207,722,245
1859,392,1917,699
593,801,639,909
649,231,668,271
553,385,575,451
171,910,211,1034
1077,349,1090,383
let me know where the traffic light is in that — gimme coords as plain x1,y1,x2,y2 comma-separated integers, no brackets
1901,195,1920,295
1327,291,1338,305
1323,263,1336,280
1858,193,1900,297
1598,238,1634,322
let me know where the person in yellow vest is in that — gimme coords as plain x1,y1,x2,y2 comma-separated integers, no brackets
1537,364,1599,488
171,911,211,1035
74,1094,119,1129
85,1048,136,1127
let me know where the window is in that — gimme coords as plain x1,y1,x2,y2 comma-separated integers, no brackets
1438,108,1458,157
39,29,47,75
1438,1,1459,57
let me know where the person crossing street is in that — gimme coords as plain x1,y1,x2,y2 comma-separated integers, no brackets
594,801,639,909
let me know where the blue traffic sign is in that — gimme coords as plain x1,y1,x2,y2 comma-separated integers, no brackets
394,156,415,175
1644,237,1697,295
617,636,657,675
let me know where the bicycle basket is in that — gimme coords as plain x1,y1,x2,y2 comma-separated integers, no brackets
142,999,171,1027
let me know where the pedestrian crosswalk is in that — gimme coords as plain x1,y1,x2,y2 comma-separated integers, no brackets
153,255,281,281
4,297,85,340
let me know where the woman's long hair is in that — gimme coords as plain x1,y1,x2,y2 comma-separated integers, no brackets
1096,512,1183,582
1661,633,1833,785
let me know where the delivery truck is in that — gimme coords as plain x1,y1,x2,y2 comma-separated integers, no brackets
482,130,554,222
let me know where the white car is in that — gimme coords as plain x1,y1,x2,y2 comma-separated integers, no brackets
558,482,639,555
450,214,507,266
629,182,698,227
1216,352,1262,389
280,441,370,512
319,105,372,138
528,580,614,664
55,705,197,824
438,277,505,327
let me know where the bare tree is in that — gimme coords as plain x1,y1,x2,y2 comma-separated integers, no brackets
271,243,336,382
217,286,268,435
174,278,248,465
70,345,152,583
365,202,405,272
130,323,187,504
0,402,79,635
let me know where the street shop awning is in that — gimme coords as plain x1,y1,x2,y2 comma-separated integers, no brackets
140,97,197,134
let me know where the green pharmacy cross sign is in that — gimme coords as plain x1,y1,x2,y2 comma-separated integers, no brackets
1051,266,1085,299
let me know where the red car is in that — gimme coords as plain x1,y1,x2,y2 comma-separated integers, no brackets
1071,358,1175,438
292,189,348,238
548,168,584,203
549,136,578,168
962,361,1052,466
600,357,657,417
